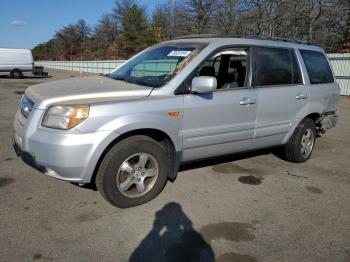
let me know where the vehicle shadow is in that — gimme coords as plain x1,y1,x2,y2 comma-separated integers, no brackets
129,202,214,262
179,148,276,172
75,148,280,191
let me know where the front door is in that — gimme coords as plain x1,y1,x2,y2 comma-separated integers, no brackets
181,47,258,161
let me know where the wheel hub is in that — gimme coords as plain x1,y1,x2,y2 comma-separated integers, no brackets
116,153,159,198
301,128,314,158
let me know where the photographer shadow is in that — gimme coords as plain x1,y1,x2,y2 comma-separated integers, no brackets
130,202,214,262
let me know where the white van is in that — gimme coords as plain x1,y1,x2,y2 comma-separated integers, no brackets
0,48,34,78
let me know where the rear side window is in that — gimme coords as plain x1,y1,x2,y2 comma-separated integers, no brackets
255,47,294,86
300,50,334,84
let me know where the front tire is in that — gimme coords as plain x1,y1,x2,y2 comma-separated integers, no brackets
96,136,169,208
282,118,316,163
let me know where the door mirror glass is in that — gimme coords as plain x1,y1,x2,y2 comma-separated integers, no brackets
191,76,217,93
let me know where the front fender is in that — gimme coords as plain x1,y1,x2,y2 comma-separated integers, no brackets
99,113,182,151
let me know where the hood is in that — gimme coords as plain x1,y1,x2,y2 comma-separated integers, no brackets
25,76,153,109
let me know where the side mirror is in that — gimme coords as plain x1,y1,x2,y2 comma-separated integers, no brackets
191,76,217,94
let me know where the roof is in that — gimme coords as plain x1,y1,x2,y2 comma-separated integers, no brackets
175,34,309,44
169,34,323,51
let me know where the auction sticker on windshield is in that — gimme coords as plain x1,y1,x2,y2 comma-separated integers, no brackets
167,50,192,57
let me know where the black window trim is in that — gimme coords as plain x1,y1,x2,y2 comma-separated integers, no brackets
252,46,305,88
290,49,303,85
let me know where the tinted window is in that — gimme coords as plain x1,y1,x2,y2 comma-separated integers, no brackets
255,47,293,86
198,56,221,75
300,50,334,84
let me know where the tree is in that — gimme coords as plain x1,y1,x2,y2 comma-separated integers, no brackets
214,0,238,35
180,0,218,34
91,13,119,59
342,0,350,51
75,19,92,60
112,0,137,28
52,19,91,60
117,4,158,58
152,5,172,39
32,0,350,60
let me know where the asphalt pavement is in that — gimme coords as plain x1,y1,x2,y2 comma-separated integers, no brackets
0,70,349,262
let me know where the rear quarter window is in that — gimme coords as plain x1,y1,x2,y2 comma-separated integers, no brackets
300,50,334,84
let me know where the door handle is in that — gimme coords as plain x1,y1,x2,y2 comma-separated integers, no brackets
296,93,308,100
240,97,256,105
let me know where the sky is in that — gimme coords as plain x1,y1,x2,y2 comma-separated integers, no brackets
0,0,167,49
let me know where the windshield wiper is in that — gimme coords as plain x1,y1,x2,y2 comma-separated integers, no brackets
133,78,162,88
111,75,161,88
113,76,131,83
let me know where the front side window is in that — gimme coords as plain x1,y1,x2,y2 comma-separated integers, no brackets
300,50,334,84
255,47,294,86
109,42,208,88
196,48,249,89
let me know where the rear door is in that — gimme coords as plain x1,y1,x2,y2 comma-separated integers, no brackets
253,47,308,143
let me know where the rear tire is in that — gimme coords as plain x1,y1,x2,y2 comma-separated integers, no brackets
10,69,23,79
96,136,169,208
282,118,316,163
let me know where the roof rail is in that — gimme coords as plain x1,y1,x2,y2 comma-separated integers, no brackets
243,35,310,45
174,34,218,39
174,34,312,45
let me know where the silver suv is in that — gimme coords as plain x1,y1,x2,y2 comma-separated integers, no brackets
13,36,340,207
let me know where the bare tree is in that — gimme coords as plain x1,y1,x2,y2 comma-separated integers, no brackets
214,0,238,35
180,0,218,34
75,19,92,60
33,0,350,60
152,5,172,38
342,0,350,50
113,0,137,28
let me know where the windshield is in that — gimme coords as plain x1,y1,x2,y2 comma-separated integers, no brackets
108,42,208,88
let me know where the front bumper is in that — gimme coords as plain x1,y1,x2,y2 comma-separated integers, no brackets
13,110,118,183
13,141,47,174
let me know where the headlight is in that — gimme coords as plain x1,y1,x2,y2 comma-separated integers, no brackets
42,105,89,130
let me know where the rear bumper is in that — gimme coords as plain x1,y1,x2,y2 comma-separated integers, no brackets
318,112,338,133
